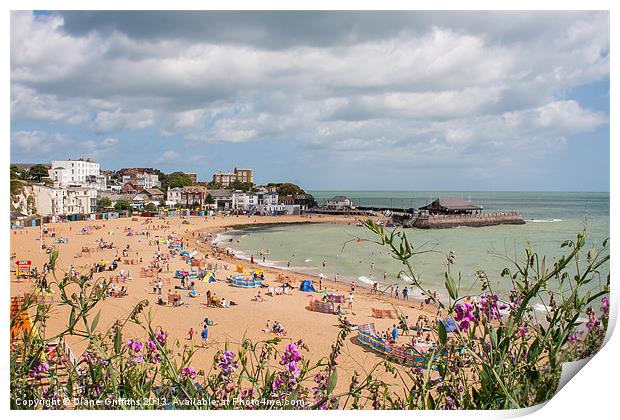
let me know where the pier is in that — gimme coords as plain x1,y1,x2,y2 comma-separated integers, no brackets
397,212,525,229
310,196,525,229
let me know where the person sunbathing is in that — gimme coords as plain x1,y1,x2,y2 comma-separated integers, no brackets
187,289,197,298
255,291,264,302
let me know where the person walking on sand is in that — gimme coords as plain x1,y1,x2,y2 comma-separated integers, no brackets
334,273,339,283
350,281,356,292
188,327,194,340
200,325,209,347
319,276,323,291
395,286,400,299
348,293,354,309
403,287,409,300
392,324,399,342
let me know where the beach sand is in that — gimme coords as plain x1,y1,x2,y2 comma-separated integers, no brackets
10,214,441,393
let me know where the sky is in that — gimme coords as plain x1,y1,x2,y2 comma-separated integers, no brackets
10,11,610,191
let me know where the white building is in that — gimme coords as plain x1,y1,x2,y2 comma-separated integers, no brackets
65,187,98,214
166,187,182,205
325,195,354,210
121,172,161,189
258,191,279,206
49,158,106,190
232,191,258,211
34,185,67,217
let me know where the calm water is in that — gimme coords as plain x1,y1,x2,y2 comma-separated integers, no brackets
217,192,609,300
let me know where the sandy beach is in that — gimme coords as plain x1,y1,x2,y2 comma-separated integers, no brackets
10,214,441,392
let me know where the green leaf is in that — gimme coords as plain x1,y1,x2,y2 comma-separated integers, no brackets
437,320,447,345
427,393,436,409
114,326,122,355
91,310,101,332
327,369,338,394
444,272,458,300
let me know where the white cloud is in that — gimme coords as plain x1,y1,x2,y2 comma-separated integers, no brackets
10,11,609,184
92,109,154,133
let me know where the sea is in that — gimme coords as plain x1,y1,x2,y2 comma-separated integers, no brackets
216,192,609,302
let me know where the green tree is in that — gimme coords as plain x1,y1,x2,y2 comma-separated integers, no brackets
96,197,112,209
167,172,194,188
267,182,306,196
10,164,20,180
27,164,50,182
205,193,215,205
114,199,131,211
229,181,254,192
144,202,157,212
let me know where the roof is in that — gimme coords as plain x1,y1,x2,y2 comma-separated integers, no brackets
10,211,28,220
328,196,350,201
419,198,482,211
205,189,233,198
144,188,164,196
98,192,133,202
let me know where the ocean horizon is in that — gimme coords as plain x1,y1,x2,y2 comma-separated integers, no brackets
218,191,609,301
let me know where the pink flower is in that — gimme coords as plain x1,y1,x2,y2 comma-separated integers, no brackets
155,329,168,344
181,367,197,379
601,296,610,315
454,301,477,330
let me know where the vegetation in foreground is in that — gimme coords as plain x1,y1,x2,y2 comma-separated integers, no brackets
10,224,609,409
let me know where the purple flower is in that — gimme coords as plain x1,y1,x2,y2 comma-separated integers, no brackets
181,367,197,379
586,315,600,331
125,339,143,353
146,337,158,351
36,362,50,372
479,294,504,321
517,325,528,337
567,333,578,344
240,387,254,399
218,350,238,376
286,361,301,377
601,296,610,315
271,375,285,392
132,356,144,363
454,301,477,330
155,329,168,344
281,343,302,364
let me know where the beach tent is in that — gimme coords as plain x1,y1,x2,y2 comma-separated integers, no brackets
202,272,216,283
299,280,316,292
442,317,459,333
180,250,190,256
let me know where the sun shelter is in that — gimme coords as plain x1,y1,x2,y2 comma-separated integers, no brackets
309,300,336,314
299,280,316,292
231,275,262,288
357,323,435,368
180,250,190,257
326,293,346,303
175,269,199,279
